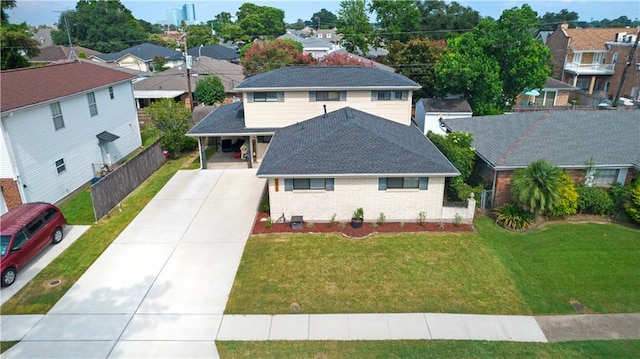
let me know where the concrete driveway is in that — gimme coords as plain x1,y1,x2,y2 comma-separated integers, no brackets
2,169,266,359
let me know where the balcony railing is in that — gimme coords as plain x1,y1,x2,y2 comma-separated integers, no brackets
564,63,615,75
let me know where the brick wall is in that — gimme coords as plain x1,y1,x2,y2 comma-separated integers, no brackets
493,170,514,207
0,178,23,210
546,28,569,79
268,177,447,223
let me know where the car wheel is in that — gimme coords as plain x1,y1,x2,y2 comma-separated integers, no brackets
52,227,64,244
1,267,17,287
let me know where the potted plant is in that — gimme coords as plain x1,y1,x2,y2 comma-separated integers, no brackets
351,207,364,228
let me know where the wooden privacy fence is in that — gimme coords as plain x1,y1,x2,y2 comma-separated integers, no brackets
90,142,166,220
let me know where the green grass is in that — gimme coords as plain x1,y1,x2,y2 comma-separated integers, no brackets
227,218,640,315
0,155,194,314
216,340,640,358
0,341,18,354
226,232,528,314
475,217,640,314
186,145,217,170
58,187,94,225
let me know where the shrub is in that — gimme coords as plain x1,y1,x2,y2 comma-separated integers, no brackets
610,182,632,219
265,217,273,229
625,180,640,224
418,211,426,226
338,221,347,229
548,171,578,217
182,136,198,151
454,213,463,227
511,159,562,214
377,212,386,226
576,186,614,215
328,213,336,227
451,177,483,202
494,203,535,230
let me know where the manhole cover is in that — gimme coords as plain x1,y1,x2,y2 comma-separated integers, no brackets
48,279,61,287
570,300,586,313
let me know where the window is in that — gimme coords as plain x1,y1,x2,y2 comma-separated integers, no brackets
26,217,44,236
50,102,65,130
604,81,611,93
379,177,428,190
612,53,618,65
318,33,323,38
55,158,66,174
326,33,332,38
87,92,98,116
373,90,406,101
285,178,334,191
316,91,341,101
253,92,278,102
108,86,114,100
593,169,619,186
11,231,28,251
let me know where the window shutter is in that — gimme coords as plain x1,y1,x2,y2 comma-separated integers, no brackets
378,177,387,190
247,92,253,103
419,177,429,190
309,91,316,102
326,178,334,191
340,91,346,101
285,178,293,191
277,91,284,102
371,90,378,101
402,91,409,101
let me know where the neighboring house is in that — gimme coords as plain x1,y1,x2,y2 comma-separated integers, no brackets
314,28,342,44
188,66,474,224
535,30,553,45
516,77,578,108
187,44,240,63
546,24,640,100
333,48,395,72
414,98,473,136
31,27,54,47
279,32,339,58
90,43,184,72
28,45,102,64
443,110,640,208
0,61,142,213
133,56,244,110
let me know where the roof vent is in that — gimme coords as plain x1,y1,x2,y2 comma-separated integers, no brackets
346,108,354,119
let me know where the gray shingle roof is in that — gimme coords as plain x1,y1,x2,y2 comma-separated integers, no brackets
92,43,183,62
443,110,640,169
257,107,460,177
235,66,420,90
187,45,239,61
187,102,276,136
420,98,473,113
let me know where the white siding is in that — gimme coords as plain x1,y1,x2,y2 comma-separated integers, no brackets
267,177,446,222
0,125,16,178
2,81,141,204
243,90,413,128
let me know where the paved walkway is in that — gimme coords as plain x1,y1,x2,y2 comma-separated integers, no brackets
2,169,639,358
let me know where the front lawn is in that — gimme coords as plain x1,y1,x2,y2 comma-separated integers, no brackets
216,340,640,359
226,232,528,314
226,217,640,315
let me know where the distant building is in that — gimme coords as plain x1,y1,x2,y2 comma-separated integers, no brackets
165,3,196,27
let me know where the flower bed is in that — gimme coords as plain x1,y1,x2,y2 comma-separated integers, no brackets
252,212,474,237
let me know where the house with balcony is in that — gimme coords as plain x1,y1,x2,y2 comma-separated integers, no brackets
546,24,639,101
0,61,142,213
187,66,474,224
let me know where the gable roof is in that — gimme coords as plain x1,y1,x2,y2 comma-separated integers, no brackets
563,27,631,51
187,45,239,61
420,98,473,113
235,66,420,90
91,43,183,63
1,61,136,113
257,107,459,177
443,110,640,170
29,45,102,63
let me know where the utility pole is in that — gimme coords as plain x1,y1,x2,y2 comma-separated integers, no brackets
613,28,639,107
182,31,194,111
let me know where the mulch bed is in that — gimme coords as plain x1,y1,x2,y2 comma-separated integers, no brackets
251,212,474,237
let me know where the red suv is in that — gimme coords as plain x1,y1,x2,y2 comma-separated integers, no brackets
1,203,67,287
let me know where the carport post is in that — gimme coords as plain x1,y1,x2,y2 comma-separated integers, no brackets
246,136,253,168
198,137,207,169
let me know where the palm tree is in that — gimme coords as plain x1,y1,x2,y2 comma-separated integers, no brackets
510,159,562,215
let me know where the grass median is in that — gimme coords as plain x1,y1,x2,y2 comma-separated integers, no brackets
0,155,193,314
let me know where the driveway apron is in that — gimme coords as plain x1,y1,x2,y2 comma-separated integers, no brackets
3,169,266,359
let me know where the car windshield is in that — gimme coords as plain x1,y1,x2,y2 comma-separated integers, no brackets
1,235,10,257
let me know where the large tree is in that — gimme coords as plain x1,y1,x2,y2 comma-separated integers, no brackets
335,0,373,55
384,37,445,99
208,12,233,34
51,0,147,53
1,0,39,69
310,8,338,30
435,5,551,115
538,9,579,31
186,24,217,47
416,0,480,40
194,75,225,105
235,3,286,41
369,0,421,43
240,38,313,76
146,99,193,159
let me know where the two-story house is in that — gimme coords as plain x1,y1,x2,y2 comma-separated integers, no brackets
188,66,472,224
90,43,184,72
546,24,639,100
0,61,142,213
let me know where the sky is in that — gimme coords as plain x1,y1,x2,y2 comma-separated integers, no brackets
7,0,640,27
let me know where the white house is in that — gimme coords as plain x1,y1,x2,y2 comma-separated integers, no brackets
0,61,142,213
90,43,184,72
188,66,474,223
414,98,473,136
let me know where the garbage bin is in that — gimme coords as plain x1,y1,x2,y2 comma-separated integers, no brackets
291,215,303,230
